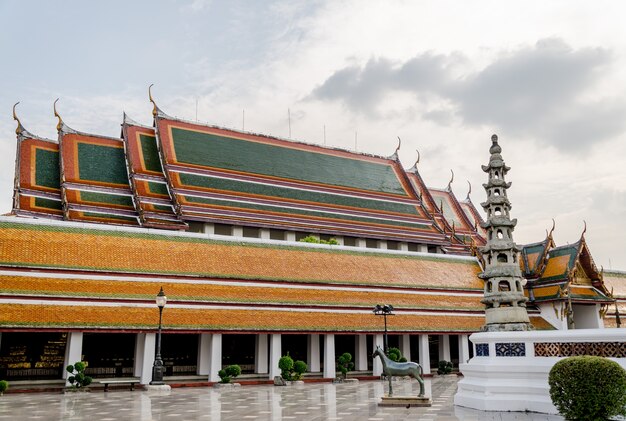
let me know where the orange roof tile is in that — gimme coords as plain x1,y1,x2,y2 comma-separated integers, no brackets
0,221,482,290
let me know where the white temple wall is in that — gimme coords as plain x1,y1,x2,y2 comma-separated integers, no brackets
572,303,603,329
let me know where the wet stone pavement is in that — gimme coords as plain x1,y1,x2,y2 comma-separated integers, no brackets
0,376,566,421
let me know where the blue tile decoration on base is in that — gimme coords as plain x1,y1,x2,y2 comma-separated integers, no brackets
495,342,525,357
476,343,489,356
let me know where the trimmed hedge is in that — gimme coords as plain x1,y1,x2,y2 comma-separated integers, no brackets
549,356,626,421
218,364,241,384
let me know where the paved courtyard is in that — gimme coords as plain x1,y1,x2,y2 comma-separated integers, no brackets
0,376,565,421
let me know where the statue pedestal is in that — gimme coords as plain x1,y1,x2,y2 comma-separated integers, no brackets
378,396,431,407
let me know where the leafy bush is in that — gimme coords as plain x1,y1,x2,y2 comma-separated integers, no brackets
388,347,402,362
337,352,355,379
0,380,8,395
66,361,92,389
292,360,308,381
549,356,626,421
279,353,307,381
437,360,453,375
299,235,339,245
279,354,294,381
218,364,242,384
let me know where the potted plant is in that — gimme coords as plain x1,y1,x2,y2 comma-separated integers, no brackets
0,380,8,396
66,362,92,391
337,352,355,382
215,364,242,388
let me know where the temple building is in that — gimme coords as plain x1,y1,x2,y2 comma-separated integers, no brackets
0,96,621,388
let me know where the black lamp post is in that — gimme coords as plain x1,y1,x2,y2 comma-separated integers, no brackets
150,287,167,385
373,304,394,354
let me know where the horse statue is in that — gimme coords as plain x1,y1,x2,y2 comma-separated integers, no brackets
372,346,425,397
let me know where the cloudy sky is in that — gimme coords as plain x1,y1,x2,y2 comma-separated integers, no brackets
1,0,625,269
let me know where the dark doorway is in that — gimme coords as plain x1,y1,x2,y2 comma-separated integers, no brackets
282,334,307,363
222,334,255,374
0,332,67,380
161,333,198,376
335,334,356,360
83,333,135,378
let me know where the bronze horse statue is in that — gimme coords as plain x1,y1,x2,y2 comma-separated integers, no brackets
372,346,425,397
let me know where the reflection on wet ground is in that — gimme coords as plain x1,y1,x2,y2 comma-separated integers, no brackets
0,376,566,420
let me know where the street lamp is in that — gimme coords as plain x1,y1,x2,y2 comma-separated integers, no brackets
150,287,167,385
373,304,394,355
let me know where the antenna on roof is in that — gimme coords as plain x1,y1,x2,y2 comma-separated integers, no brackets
288,108,291,138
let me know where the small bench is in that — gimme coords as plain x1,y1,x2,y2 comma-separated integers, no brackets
98,379,140,392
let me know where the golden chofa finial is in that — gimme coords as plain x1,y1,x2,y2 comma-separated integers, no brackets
414,149,420,166
149,84,158,117
466,180,472,200
13,102,24,135
548,218,556,238
395,136,401,155
53,98,63,132
582,220,587,237
446,169,454,190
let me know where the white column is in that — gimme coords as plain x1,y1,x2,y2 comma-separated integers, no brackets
255,334,269,374
355,335,368,371
307,334,320,373
285,231,296,242
197,333,211,376
232,226,243,237
259,228,270,240
418,334,431,375
269,334,282,379
399,242,408,251
373,334,384,376
439,334,451,362
458,334,470,366
356,238,366,248
400,335,411,361
376,240,387,249
63,332,83,384
204,223,215,235
323,334,335,379
209,333,222,382
334,236,344,246
417,244,428,253
135,332,156,385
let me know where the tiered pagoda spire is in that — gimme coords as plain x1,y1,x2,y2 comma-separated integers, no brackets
479,135,532,331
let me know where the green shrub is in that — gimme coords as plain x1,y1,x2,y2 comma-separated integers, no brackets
218,364,242,384
66,361,92,389
299,235,339,245
388,347,402,362
437,360,453,375
292,360,308,381
279,353,294,381
549,356,626,421
0,380,8,395
337,352,355,379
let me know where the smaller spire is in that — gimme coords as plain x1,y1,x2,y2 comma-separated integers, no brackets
53,98,63,132
446,169,454,190
148,84,160,117
12,102,24,135
408,149,420,171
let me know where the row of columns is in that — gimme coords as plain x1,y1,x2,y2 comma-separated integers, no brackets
60,332,471,385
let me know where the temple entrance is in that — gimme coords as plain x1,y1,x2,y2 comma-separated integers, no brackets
282,334,307,363
222,334,255,374
335,334,356,359
0,332,67,380
82,333,135,378
161,333,198,376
